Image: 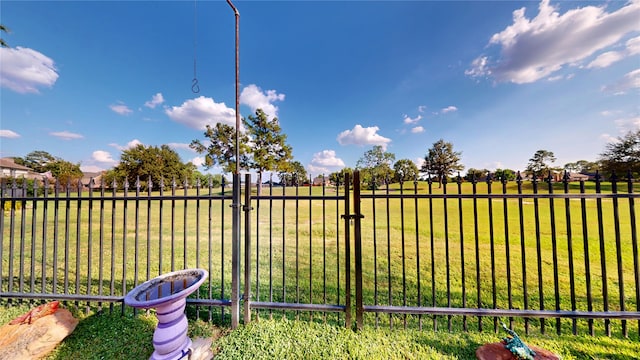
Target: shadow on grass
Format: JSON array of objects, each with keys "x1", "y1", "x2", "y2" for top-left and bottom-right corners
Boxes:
[
  {"x1": 46, "y1": 310, "x2": 157, "y2": 360},
  {"x1": 399, "y1": 329, "x2": 490, "y2": 359},
  {"x1": 44, "y1": 305, "x2": 225, "y2": 360}
]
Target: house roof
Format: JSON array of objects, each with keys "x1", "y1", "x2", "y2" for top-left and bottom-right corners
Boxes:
[
  {"x1": 81, "y1": 172, "x2": 104, "y2": 186},
  {"x1": 0, "y1": 157, "x2": 32, "y2": 172}
]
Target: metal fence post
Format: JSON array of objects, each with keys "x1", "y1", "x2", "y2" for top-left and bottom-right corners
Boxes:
[
  {"x1": 227, "y1": 0, "x2": 241, "y2": 330},
  {"x1": 231, "y1": 173, "x2": 241, "y2": 329},
  {"x1": 243, "y1": 173, "x2": 252, "y2": 324},
  {"x1": 353, "y1": 171, "x2": 364, "y2": 330},
  {"x1": 343, "y1": 173, "x2": 351, "y2": 328}
]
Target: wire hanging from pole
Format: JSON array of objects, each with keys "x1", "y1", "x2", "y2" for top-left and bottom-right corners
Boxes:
[{"x1": 191, "y1": 0, "x2": 200, "y2": 93}]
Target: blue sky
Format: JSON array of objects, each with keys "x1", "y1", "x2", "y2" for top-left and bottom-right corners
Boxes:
[{"x1": 1, "y1": 0, "x2": 639, "y2": 177}]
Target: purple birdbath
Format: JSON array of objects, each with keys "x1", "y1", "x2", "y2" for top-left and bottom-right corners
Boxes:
[{"x1": 125, "y1": 268, "x2": 208, "y2": 360}]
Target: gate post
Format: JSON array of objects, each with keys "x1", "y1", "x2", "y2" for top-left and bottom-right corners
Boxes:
[
  {"x1": 243, "y1": 174, "x2": 252, "y2": 324},
  {"x1": 231, "y1": 173, "x2": 241, "y2": 329},
  {"x1": 343, "y1": 173, "x2": 352, "y2": 328},
  {"x1": 353, "y1": 171, "x2": 363, "y2": 330}
]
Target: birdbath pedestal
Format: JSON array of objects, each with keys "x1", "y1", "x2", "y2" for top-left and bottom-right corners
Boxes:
[{"x1": 124, "y1": 269, "x2": 208, "y2": 360}]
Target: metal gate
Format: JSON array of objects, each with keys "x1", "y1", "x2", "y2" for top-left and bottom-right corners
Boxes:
[{"x1": 240, "y1": 173, "x2": 353, "y2": 328}]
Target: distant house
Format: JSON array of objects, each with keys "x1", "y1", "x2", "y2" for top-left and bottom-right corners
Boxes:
[
  {"x1": 81, "y1": 172, "x2": 104, "y2": 189},
  {"x1": 0, "y1": 157, "x2": 41, "y2": 180},
  {"x1": 312, "y1": 175, "x2": 332, "y2": 186},
  {"x1": 0, "y1": 158, "x2": 44, "y2": 197},
  {"x1": 567, "y1": 172, "x2": 590, "y2": 182}
]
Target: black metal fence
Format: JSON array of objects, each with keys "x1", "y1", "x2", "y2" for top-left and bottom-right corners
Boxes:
[
  {"x1": 350, "y1": 171, "x2": 639, "y2": 338},
  {"x1": 1, "y1": 171, "x2": 639, "y2": 338}
]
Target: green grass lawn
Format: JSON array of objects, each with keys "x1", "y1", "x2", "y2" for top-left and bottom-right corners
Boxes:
[
  {"x1": 1, "y1": 301, "x2": 639, "y2": 359},
  {"x1": 1, "y1": 180, "x2": 639, "y2": 357}
]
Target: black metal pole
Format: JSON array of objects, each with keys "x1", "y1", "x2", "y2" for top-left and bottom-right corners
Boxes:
[{"x1": 226, "y1": 0, "x2": 241, "y2": 329}]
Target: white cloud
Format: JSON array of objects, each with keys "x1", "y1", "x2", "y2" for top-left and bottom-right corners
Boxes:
[
  {"x1": 418, "y1": 105, "x2": 427, "y2": 113},
  {"x1": 109, "y1": 103, "x2": 133, "y2": 115},
  {"x1": 50, "y1": 130, "x2": 84, "y2": 140},
  {"x1": 336, "y1": 124, "x2": 392, "y2": 150},
  {"x1": 627, "y1": 36, "x2": 640, "y2": 55},
  {"x1": 0, "y1": 129, "x2": 20, "y2": 138},
  {"x1": 414, "y1": 157, "x2": 425, "y2": 170},
  {"x1": 144, "y1": 93, "x2": 165, "y2": 108},
  {"x1": 600, "y1": 133, "x2": 619, "y2": 143},
  {"x1": 614, "y1": 116, "x2": 640, "y2": 134},
  {"x1": 441, "y1": 106, "x2": 458, "y2": 114},
  {"x1": 190, "y1": 156, "x2": 206, "y2": 167},
  {"x1": 126, "y1": 139, "x2": 143, "y2": 149},
  {"x1": 411, "y1": 126, "x2": 425, "y2": 133},
  {"x1": 307, "y1": 150, "x2": 345, "y2": 177},
  {"x1": 485, "y1": 161, "x2": 504, "y2": 171},
  {"x1": 240, "y1": 84, "x2": 285, "y2": 119},
  {"x1": 590, "y1": 36, "x2": 640, "y2": 68},
  {"x1": 92, "y1": 150, "x2": 117, "y2": 164},
  {"x1": 602, "y1": 68, "x2": 640, "y2": 94},
  {"x1": 465, "y1": 56, "x2": 489, "y2": 79},
  {"x1": 547, "y1": 75, "x2": 564, "y2": 82},
  {"x1": 600, "y1": 110, "x2": 621, "y2": 117},
  {"x1": 587, "y1": 51, "x2": 625, "y2": 69},
  {"x1": 167, "y1": 142, "x2": 194, "y2": 151},
  {"x1": 467, "y1": 0, "x2": 640, "y2": 83},
  {"x1": 599, "y1": 115, "x2": 640, "y2": 142},
  {"x1": 0, "y1": 46, "x2": 59, "y2": 93},
  {"x1": 80, "y1": 165, "x2": 104, "y2": 173},
  {"x1": 310, "y1": 150, "x2": 345, "y2": 168},
  {"x1": 403, "y1": 114, "x2": 422, "y2": 124},
  {"x1": 307, "y1": 164, "x2": 332, "y2": 177},
  {"x1": 110, "y1": 139, "x2": 143, "y2": 151},
  {"x1": 165, "y1": 96, "x2": 235, "y2": 130}
]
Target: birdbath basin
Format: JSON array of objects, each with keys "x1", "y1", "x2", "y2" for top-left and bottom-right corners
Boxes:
[{"x1": 124, "y1": 268, "x2": 208, "y2": 360}]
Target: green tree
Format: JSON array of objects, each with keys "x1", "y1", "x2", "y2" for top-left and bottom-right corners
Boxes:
[
  {"x1": 191, "y1": 109, "x2": 293, "y2": 195},
  {"x1": 464, "y1": 168, "x2": 488, "y2": 181},
  {"x1": 278, "y1": 160, "x2": 307, "y2": 186},
  {"x1": 579, "y1": 160, "x2": 599, "y2": 174},
  {"x1": 328, "y1": 167, "x2": 353, "y2": 187},
  {"x1": 421, "y1": 139, "x2": 464, "y2": 188},
  {"x1": 356, "y1": 146, "x2": 395, "y2": 189},
  {"x1": 209, "y1": 174, "x2": 225, "y2": 188},
  {"x1": 563, "y1": 160, "x2": 599, "y2": 174},
  {"x1": 526, "y1": 149, "x2": 556, "y2": 178},
  {"x1": 190, "y1": 171, "x2": 224, "y2": 189},
  {"x1": 244, "y1": 109, "x2": 293, "y2": 195},
  {"x1": 393, "y1": 159, "x2": 418, "y2": 183},
  {"x1": 112, "y1": 144, "x2": 194, "y2": 190},
  {"x1": 599, "y1": 129, "x2": 640, "y2": 178},
  {"x1": 45, "y1": 159, "x2": 83, "y2": 188},
  {"x1": 494, "y1": 168, "x2": 516, "y2": 181},
  {"x1": 15, "y1": 150, "x2": 56, "y2": 173},
  {"x1": 190, "y1": 122, "x2": 250, "y2": 173}
]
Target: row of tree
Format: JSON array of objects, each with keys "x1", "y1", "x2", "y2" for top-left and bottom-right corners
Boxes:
[
  {"x1": 10, "y1": 112, "x2": 639, "y2": 190},
  {"x1": 329, "y1": 129, "x2": 639, "y2": 189}
]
